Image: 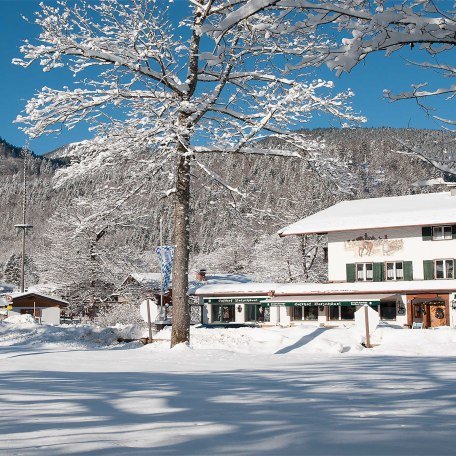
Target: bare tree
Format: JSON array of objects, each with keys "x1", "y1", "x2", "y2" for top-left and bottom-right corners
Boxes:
[{"x1": 15, "y1": 0, "x2": 363, "y2": 346}]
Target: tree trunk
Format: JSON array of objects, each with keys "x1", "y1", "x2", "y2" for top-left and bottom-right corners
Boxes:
[{"x1": 170, "y1": 149, "x2": 191, "y2": 347}]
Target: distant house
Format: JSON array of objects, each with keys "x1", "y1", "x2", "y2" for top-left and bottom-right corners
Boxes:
[
  {"x1": 5, "y1": 291, "x2": 69, "y2": 325},
  {"x1": 122, "y1": 272, "x2": 162, "y2": 290},
  {"x1": 196, "y1": 192, "x2": 456, "y2": 328}
]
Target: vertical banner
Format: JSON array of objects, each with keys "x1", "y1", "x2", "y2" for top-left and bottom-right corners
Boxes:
[{"x1": 155, "y1": 245, "x2": 174, "y2": 292}]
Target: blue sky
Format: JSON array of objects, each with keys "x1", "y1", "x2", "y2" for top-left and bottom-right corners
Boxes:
[{"x1": 0, "y1": 0, "x2": 453, "y2": 155}]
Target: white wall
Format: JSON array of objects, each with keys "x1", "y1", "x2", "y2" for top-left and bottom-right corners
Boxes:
[
  {"x1": 328, "y1": 226, "x2": 456, "y2": 282},
  {"x1": 7, "y1": 306, "x2": 61, "y2": 325},
  {"x1": 41, "y1": 307, "x2": 61, "y2": 325}
]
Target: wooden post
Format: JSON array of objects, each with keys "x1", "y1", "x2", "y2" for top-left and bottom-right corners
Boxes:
[
  {"x1": 364, "y1": 305, "x2": 371, "y2": 348},
  {"x1": 146, "y1": 299, "x2": 153, "y2": 344}
]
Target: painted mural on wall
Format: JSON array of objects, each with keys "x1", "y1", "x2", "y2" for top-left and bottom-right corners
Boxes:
[{"x1": 344, "y1": 233, "x2": 403, "y2": 257}]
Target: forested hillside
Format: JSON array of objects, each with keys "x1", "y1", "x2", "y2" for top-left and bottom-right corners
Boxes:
[{"x1": 0, "y1": 128, "x2": 452, "y2": 294}]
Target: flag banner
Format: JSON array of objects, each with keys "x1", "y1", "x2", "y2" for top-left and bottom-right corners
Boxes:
[{"x1": 155, "y1": 245, "x2": 174, "y2": 292}]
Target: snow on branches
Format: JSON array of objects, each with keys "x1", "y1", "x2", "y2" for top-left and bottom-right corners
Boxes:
[{"x1": 211, "y1": 0, "x2": 456, "y2": 126}]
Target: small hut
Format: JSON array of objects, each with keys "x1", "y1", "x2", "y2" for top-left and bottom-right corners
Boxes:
[{"x1": 6, "y1": 292, "x2": 69, "y2": 325}]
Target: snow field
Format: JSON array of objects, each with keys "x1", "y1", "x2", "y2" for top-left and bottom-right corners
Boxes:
[{"x1": 2, "y1": 320, "x2": 456, "y2": 454}]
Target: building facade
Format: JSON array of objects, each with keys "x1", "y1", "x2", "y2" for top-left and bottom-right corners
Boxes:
[{"x1": 196, "y1": 192, "x2": 456, "y2": 328}]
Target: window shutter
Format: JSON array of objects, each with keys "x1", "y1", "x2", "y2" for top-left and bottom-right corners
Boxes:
[
  {"x1": 452, "y1": 225, "x2": 456, "y2": 240},
  {"x1": 373, "y1": 263, "x2": 384, "y2": 282},
  {"x1": 346, "y1": 264, "x2": 356, "y2": 282},
  {"x1": 423, "y1": 260, "x2": 434, "y2": 280},
  {"x1": 403, "y1": 261, "x2": 413, "y2": 281},
  {"x1": 422, "y1": 226, "x2": 432, "y2": 241}
]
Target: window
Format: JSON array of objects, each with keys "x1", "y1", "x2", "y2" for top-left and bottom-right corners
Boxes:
[
  {"x1": 291, "y1": 306, "x2": 318, "y2": 321},
  {"x1": 356, "y1": 263, "x2": 373, "y2": 281},
  {"x1": 212, "y1": 305, "x2": 235, "y2": 323},
  {"x1": 379, "y1": 302, "x2": 396, "y2": 320},
  {"x1": 245, "y1": 305, "x2": 269, "y2": 322},
  {"x1": 385, "y1": 262, "x2": 404, "y2": 281},
  {"x1": 432, "y1": 226, "x2": 452, "y2": 241},
  {"x1": 435, "y1": 259, "x2": 454, "y2": 279},
  {"x1": 328, "y1": 306, "x2": 355, "y2": 320}
]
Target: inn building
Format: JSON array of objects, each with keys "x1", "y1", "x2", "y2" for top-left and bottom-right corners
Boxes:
[{"x1": 195, "y1": 192, "x2": 456, "y2": 328}]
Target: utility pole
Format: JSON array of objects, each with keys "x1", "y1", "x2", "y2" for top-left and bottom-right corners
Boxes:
[
  {"x1": 14, "y1": 147, "x2": 33, "y2": 293},
  {"x1": 159, "y1": 217, "x2": 164, "y2": 316}
]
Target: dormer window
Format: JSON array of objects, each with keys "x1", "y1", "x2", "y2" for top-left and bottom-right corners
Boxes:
[{"x1": 432, "y1": 226, "x2": 452, "y2": 241}]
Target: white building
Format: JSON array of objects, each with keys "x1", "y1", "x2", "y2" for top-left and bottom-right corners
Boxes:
[{"x1": 195, "y1": 192, "x2": 456, "y2": 328}]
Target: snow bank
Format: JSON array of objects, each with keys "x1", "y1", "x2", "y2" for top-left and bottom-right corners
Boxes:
[
  {"x1": 0, "y1": 318, "x2": 146, "y2": 350},
  {"x1": 150, "y1": 324, "x2": 456, "y2": 357},
  {"x1": 2, "y1": 317, "x2": 456, "y2": 357}
]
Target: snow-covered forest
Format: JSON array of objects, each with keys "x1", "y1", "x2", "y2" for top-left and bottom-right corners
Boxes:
[{"x1": 1, "y1": 128, "x2": 453, "y2": 301}]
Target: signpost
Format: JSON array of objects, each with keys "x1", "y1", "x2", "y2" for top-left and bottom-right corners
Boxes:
[
  {"x1": 354, "y1": 304, "x2": 380, "y2": 348},
  {"x1": 140, "y1": 300, "x2": 158, "y2": 343}
]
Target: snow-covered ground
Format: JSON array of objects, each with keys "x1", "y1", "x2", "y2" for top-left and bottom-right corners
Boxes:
[{"x1": 1, "y1": 317, "x2": 456, "y2": 455}]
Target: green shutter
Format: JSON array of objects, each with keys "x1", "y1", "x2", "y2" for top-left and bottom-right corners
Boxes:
[
  {"x1": 403, "y1": 261, "x2": 413, "y2": 281},
  {"x1": 452, "y1": 225, "x2": 456, "y2": 240},
  {"x1": 373, "y1": 263, "x2": 384, "y2": 282},
  {"x1": 423, "y1": 260, "x2": 434, "y2": 280},
  {"x1": 422, "y1": 226, "x2": 432, "y2": 241},
  {"x1": 346, "y1": 263, "x2": 356, "y2": 282}
]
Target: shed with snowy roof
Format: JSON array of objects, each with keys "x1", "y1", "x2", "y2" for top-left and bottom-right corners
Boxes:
[{"x1": 4, "y1": 292, "x2": 69, "y2": 325}]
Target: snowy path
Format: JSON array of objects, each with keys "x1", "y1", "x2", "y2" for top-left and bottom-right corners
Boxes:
[{"x1": 1, "y1": 343, "x2": 456, "y2": 455}]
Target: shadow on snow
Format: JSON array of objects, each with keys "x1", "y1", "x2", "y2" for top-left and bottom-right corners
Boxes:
[{"x1": 0, "y1": 355, "x2": 456, "y2": 455}]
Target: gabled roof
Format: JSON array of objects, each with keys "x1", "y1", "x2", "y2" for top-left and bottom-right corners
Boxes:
[
  {"x1": 10, "y1": 292, "x2": 69, "y2": 306},
  {"x1": 279, "y1": 192, "x2": 456, "y2": 236}
]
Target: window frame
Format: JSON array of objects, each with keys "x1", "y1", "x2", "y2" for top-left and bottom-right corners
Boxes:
[
  {"x1": 385, "y1": 261, "x2": 404, "y2": 281},
  {"x1": 432, "y1": 225, "x2": 452, "y2": 241},
  {"x1": 355, "y1": 263, "x2": 373, "y2": 282},
  {"x1": 434, "y1": 259, "x2": 454, "y2": 279}
]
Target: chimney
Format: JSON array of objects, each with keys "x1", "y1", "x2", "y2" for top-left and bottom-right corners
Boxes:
[{"x1": 196, "y1": 268, "x2": 207, "y2": 282}]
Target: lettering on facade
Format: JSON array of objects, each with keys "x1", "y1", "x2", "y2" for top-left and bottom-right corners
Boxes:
[{"x1": 344, "y1": 233, "x2": 403, "y2": 257}]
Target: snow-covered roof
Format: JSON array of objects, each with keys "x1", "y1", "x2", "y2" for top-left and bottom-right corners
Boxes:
[
  {"x1": 128, "y1": 273, "x2": 163, "y2": 285},
  {"x1": 193, "y1": 281, "x2": 279, "y2": 296},
  {"x1": 10, "y1": 291, "x2": 69, "y2": 305},
  {"x1": 194, "y1": 279, "x2": 456, "y2": 297},
  {"x1": 279, "y1": 192, "x2": 456, "y2": 236}
]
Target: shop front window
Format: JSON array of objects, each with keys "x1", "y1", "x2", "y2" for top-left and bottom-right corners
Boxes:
[
  {"x1": 329, "y1": 305, "x2": 356, "y2": 320},
  {"x1": 245, "y1": 305, "x2": 270, "y2": 322},
  {"x1": 340, "y1": 306, "x2": 355, "y2": 320},
  {"x1": 380, "y1": 302, "x2": 396, "y2": 320},
  {"x1": 292, "y1": 306, "x2": 318, "y2": 321},
  {"x1": 212, "y1": 305, "x2": 235, "y2": 323}
]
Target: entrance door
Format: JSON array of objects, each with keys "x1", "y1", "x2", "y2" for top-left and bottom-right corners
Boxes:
[
  {"x1": 428, "y1": 304, "x2": 446, "y2": 327},
  {"x1": 412, "y1": 304, "x2": 424, "y2": 326}
]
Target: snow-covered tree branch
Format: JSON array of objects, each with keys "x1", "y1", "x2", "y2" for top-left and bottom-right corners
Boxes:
[{"x1": 210, "y1": 0, "x2": 456, "y2": 125}]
